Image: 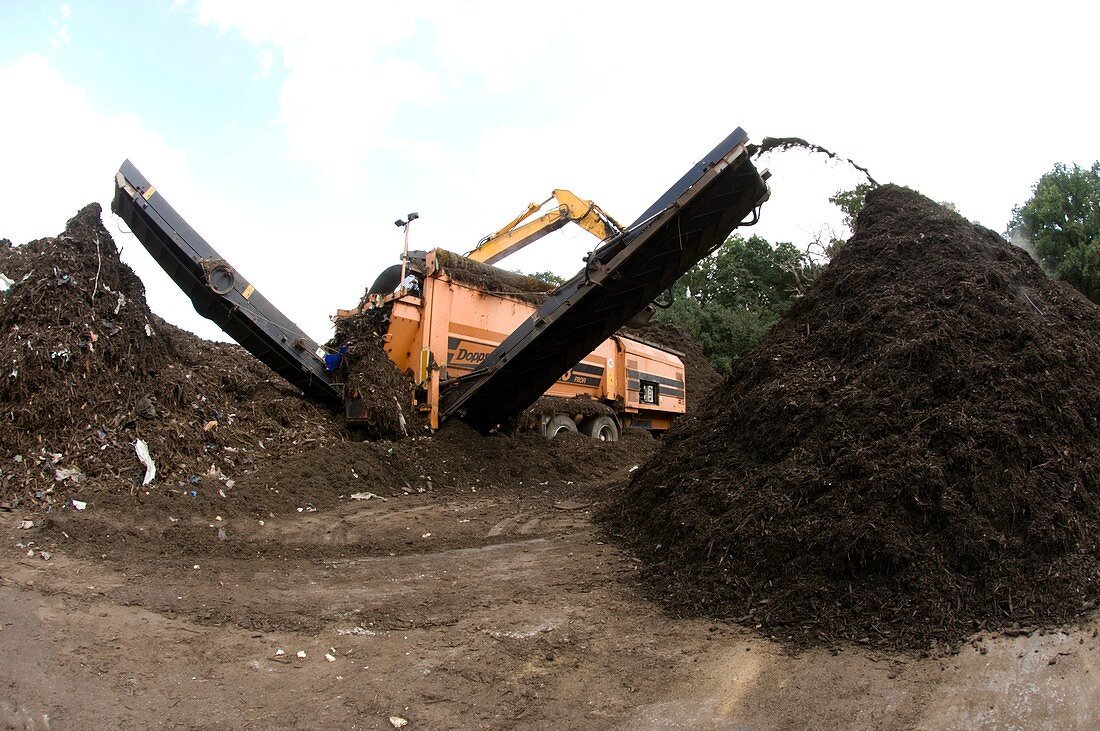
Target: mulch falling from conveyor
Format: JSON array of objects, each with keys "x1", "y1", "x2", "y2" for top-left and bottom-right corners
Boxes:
[
  {"x1": 603, "y1": 185, "x2": 1100, "y2": 651},
  {"x1": 329, "y1": 303, "x2": 420, "y2": 440}
]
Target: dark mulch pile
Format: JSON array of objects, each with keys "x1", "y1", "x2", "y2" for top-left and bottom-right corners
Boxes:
[
  {"x1": 604, "y1": 185, "x2": 1100, "y2": 651},
  {"x1": 330, "y1": 304, "x2": 420, "y2": 440},
  {"x1": 0, "y1": 205, "x2": 343, "y2": 508},
  {"x1": 219, "y1": 418, "x2": 656, "y2": 517},
  {"x1": 621, "y1": 322, "x2": 722, "y2": 410}
]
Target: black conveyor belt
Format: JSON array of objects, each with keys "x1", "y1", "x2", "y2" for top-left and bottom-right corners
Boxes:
[
  {"x1": 439, "y1": 127, "x2": 769, "y2": 432},
  {"x1": 112, "y1": 161, "x2": 342, "y2": 406}
]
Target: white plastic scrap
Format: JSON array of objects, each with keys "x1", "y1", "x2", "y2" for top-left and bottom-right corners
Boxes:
[
  {"x1": 18, "y1": 520, "x2": 33, "y2": 529},
  {"x1": 134, "y1": 439, "x2": 156, "y2": 485},
  {"x1": 55, "y1": 467, "x2": 84, "y2": 483},
  {"x1": 144, "y1": 323, "x2": 155, "y2": 337},
  {"x1": 350, "y1": 491, "x2": 386, "y2": 501},
  {"x1": 114, "y1": 291, "x2": 126, "y2": 315},
  {"x1": 71, "y1": 499, "x2": 87, "y2": 511},
  {"x1": 0, "y1": 272, "x2": 13, "y2": 293},
  {"x1": 394, "y1": 397, "x2": 407, "y2": 436},
  {"x1": 389, "y1": 716, "x2": 408, "y2": 729}
]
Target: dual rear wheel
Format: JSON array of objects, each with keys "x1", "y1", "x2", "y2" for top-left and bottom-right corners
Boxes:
[{"x1": 542, "y1": 414, "x2": 620, "y2": 442}]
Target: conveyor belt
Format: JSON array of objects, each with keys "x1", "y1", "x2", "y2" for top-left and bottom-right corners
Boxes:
[
  {"x1": 440, "y1": 128, "x2": 769, "y2": 432},
  {"x1": 112, "y1": 161, "x2": 342, "y2": 407}
]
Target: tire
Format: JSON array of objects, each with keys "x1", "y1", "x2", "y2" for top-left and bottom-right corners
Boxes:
[
  {"x1": 579, "y1": 415, "x2": 620, "y2": 442},
  {"x1": 542, "y1": 414, "x2": 578, "y2": 439}
]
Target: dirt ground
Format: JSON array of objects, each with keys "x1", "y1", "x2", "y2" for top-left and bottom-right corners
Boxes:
[{"x1": 2, "y1": 462, "x2": 1097, "y2": 730}]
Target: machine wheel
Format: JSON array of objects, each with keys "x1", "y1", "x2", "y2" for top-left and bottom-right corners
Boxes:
[
  {"x1": 579, "y1": 415, "x2": 620, "y2": 442},
  {"x1": 542, "y1": 414, "x2": 579, "y2": 439}
]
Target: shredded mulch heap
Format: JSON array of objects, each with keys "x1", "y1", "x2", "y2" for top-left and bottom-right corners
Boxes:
[
  {"x1": 605, "y1": 185, "x2": 1100, "y2": 651},
  {"x1": 0, "y1": 205, "x2": 343, "y2": 508},
  {"x1": 218, "y1": 419, "x2": 655, "y2": 517},
  {"x1": 330, "y1": 304, "x2": 419, "y2": 440}
]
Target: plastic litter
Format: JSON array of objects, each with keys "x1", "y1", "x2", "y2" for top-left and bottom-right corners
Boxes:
[
  {"x1": 71, "y1": 499, "x2": 87, "y2": 511},
  {"x1": 18, "y1": 520, "x2": 33, "y2": 529},
  {"x1": 134, "y1": 439, "x2": 156, "y2": 485},
  {"x1": 54, "y1": 467, "x2": 84, "y2": 483},
  {"x1": 389, "y1": 716, "x2": 408, "y2": 728}
]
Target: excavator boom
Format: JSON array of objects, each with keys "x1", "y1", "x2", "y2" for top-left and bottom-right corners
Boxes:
[{"x1": 465, "y1": 189, "x2": 625, "y2": 266}]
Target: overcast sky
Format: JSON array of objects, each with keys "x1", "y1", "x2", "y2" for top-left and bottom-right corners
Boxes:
[{"x1": 1, "y1": 1, "x2": 1096, "y2": 343}]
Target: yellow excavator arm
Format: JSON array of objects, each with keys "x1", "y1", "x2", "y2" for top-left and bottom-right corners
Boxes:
[{"x1": 465, "y1": 189, "x2": 625, "y2": 265}]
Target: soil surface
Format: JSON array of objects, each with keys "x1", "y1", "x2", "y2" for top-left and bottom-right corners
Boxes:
[
  {"x1": 4, "y1": 478, "x2": 1098, "y2": 730},
  {"x1": 607, "y1": 185, "x2": 1100, "y2": 651}
]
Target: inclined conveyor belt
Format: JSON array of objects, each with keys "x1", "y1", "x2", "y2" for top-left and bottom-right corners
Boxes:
[
  {"x1": 439, "y1": 127, "x2": 770, "y2": 432},
  {"x1": 112, "y1": 161, "x2": 342, "y2": 406}
]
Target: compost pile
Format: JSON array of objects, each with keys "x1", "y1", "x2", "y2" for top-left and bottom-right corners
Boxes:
[
  {"x1": 0, "y1": 205, "x2": 342, "y2": 507},
  {"x1": 216, "y1": 419, "x2": 655, "y2": 517},
  {"x1": 330, "y1": 305, "x2": 419, "y2": 440},
  {"x1": 608, "y1": 185, "x2": 1100, "y2": 650}
]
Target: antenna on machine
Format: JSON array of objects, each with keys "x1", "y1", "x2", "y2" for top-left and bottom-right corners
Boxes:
[{"x1": 395, "y1": 212, "x2": 419, "y2": 281}]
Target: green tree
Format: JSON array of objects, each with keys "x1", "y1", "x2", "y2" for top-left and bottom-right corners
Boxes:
[
  {"x1": 830, "y1": 183, "x2": 874, "y2": 232},
  {"x1": 526, "y1": 270, "x2": 566, "y2": 287},
  {"x1": 826, "y1": 183, "x2": 874, "y2": 257},
  {"x1": 656, "y1": 234, "x2": 815, "y2": 371},
  {"x1": 1010, "y1": 161, "x2": 1100, "y2": 303}
]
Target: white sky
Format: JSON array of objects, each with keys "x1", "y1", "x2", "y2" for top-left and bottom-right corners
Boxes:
[{"x1": 1, "y1": 1, "x2": 1096, "y2": 343}]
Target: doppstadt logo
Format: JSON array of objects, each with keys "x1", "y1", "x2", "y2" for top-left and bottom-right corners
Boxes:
[{"x1": 448, "y1": 340, "x2": 492, "y2": 367}]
